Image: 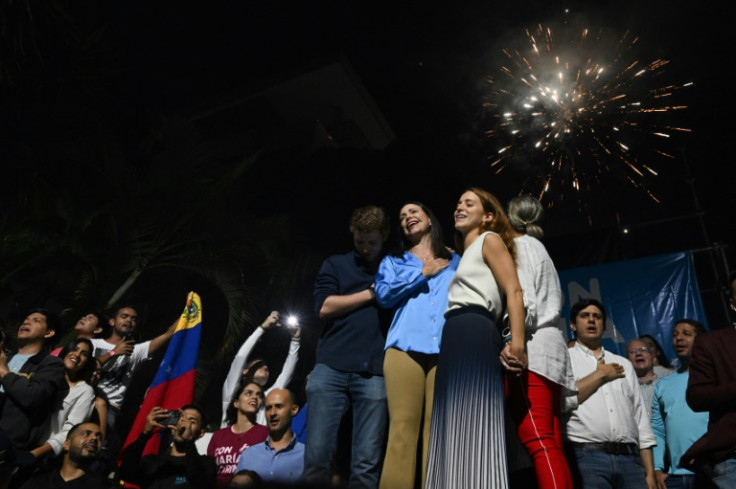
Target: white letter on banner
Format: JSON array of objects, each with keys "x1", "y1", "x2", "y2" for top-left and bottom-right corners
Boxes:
[{"x1": 567, "y1": 278, "x2": 601, "y2": 304}]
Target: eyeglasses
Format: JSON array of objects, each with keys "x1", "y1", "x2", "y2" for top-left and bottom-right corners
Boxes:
[{"x1": 627, "y1": 347, "x2": 650, "y2": 355}]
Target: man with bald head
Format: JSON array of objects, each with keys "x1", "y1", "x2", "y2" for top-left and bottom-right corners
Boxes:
[{"x1": 235, "y1": 388, "x2": 304, "y2": 485}]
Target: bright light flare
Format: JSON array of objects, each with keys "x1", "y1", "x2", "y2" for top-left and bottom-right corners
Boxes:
[{"x1": 482, "y1": 20, "x2": 692, "y2": 212}]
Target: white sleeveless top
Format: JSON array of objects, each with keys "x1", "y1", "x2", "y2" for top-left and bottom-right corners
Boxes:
[{"x1": 446, "y1": 231, "x2": 504, "y2": 321}]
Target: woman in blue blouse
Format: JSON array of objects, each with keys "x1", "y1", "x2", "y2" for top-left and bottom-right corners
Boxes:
[{"x1": 374, "y1": 201, "x2": 460, "y2": 489}]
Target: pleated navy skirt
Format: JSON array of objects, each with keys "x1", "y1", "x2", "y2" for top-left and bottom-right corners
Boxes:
[{"x1": 425, "y1": 306, "x2": 509, "y2": 489}]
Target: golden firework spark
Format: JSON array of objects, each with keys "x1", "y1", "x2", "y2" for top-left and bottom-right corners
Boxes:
[{"x1": 483, "y1": 21, "x2": 692, "y2": 210}]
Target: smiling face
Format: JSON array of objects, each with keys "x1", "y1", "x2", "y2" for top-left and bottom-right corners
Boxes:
[
  {"x1": 570, "y1": 305, "x2": 605, "y2": 348},
  {"x1": 234, "y1": 382, "x2": 265, "y2": 416},
  {"x1": 454, "y1": 191, "x2": 493, "y2": 235},
  {"x1": 399, "y1": 203, "x2": 431, "y2": 242},
  {"x1": 64, "y1": 341, "x2": 92, "y2": 376}
]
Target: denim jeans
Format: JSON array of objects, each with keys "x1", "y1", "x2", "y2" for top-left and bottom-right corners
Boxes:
[
  {"x1": 303, "y1": 363, "x2": 388, "y2": 489},
  {"x1": 665, "y1": 473, "x2": 717, "y2": 489},
  {"x1": 568, "y1": 446, "x2": 648, "y2": 488},
  {"x1": 711, "y1": 457, "x2": 736, "y2": 489}
]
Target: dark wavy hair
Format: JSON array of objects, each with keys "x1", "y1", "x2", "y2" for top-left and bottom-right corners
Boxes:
[
  {"x1": 639, "y1": 334, "x2": 671, "y2": 367},
  {"x1": 59, "y1": 338, "x2": 95, "y2": 382},
  {"x1": 570, "y1": 298, "x2": 608, "y2": 328},
  {"x1": 391, "y1": 201, "x2": 451, "y2": 260},
  {"x1": 225, "y1": 380, "x2": 264, "y2": 426}
]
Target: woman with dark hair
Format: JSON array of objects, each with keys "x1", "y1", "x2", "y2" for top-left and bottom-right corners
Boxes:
[
  {"x1": 374, "y1": 201, "x2": 460, "y2": 489},
  {"x1": 426, "y1": 188, "x2": 526, "y2": 489},
  {"x1": 639, "y1": 334, "x2": 675, "y2": 376},
  {"x1": 208, "y1": 381, "x2": 269, "y2": 488},
  {"x1": 220, "y1": 311, "x2": 301, "y2": 428},
  {"x1": 504, "y1": 194, "x2": 576, "y2": 489},
  {"x1": 30, "y1": 338, "x2": 96, "y2": 460}
]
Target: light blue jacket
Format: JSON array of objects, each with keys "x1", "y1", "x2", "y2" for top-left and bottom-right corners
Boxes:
[{"x1": 375, "y1": 251, "x2": 460, "y2": 354}]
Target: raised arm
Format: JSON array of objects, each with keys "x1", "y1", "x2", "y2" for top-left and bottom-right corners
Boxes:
[
  {"x1": 148, "y1": 318, "x2": 179, "y2": 356},
  {"x1": 269, "y1": 326, "x2": 301, "y2": 392},
  {"x1": 221, "y1": 312, "x2": 280, "y2": 427}
]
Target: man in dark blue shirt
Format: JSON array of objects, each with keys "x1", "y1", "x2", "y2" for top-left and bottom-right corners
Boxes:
[{"x1": 303, "y1": 205, "x2": 391, "y2": 489}]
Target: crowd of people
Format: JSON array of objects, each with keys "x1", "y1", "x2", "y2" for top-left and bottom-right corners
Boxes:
[{"x1": 0, "y1": 188, "x2": 734, "y2": 489}]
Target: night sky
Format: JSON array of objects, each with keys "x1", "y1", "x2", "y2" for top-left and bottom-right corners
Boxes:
[
  {"x1": 106, "y1": 0, "x2": 734, "y2": 252},
  {"x1": 2, "y1": 0, "x2": 734, "y2": 414}
]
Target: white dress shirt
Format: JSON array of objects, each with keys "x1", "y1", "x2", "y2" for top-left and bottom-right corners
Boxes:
[{"x1": 563, "y1": 342, "x2": 656, "y2": 450}]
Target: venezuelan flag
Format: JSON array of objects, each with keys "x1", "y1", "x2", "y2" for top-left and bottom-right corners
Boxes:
[{"x1": 122, "y1": 291, "x2": 203, "y2": 456}]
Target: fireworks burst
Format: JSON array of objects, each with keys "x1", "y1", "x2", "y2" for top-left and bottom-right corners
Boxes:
[{"x1": 483, "y1": 21, "x2": 692, "y2": 212}]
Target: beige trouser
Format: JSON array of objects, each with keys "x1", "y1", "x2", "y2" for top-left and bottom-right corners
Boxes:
[{"x1": 379, "y1": 348, "x2": 437, "y2": 489}]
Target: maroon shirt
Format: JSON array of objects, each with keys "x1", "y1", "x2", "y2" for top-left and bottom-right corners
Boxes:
[
  {"x1": 682, "y1": 327, "x2": 736, "y2": 469},
  {"x1": 207, "y1": 424, "x2": 269, "y2": 488}
]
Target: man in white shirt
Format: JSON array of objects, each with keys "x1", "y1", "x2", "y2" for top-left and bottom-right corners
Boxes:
[
  {"x1": 91, "y1": 305, "x2": 177, "y2": 424},
  {"x1": 90, "y1": 304, "x2": 178, "y2": 479},
  {"x1": 563, "y1": 298, "x2": 657, "y2": 489}
]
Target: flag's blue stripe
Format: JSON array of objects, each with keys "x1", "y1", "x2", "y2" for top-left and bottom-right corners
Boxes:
[{"x1": 150, "y1": 322, "x2": 201, "y2": 388}]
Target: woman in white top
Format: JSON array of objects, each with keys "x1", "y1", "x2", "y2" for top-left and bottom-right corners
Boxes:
[
  {"x1": 504, "y1": 194, "x2": 576, "y2": 489},
  {"x1": 31, "y1": 338, "x2": 96, "y2": 460},
  {"x1": 426, "y1": 187, "x2": 526, "y2": 489}
]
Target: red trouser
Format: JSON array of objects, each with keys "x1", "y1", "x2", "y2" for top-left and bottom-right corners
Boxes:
[{"x1": 507, "y1": 370, "x2": 573, "y2": 489}]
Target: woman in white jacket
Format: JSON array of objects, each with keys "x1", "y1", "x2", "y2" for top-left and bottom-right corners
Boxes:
[
  {"x1": 503, "y1": 194, "x2": 577, "y2": 489},
  {"x1": 31, "y1": 338, "x2": 96, "y2": 460}
]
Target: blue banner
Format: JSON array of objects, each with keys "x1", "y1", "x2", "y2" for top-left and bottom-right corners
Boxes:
[{"x1": 558, "y1": 251, "x2": 708, "y2": 362}]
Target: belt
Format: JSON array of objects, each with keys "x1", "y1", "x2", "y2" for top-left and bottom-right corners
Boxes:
[{"x1": 567, "y1": 442, "x2": 639, "y2": 456}]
